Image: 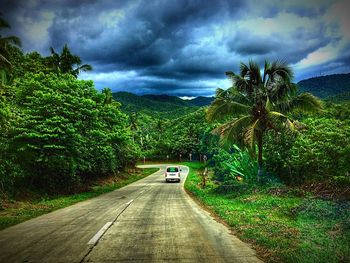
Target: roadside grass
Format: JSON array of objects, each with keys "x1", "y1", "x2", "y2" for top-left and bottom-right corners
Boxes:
[
  {"x1": 0, "y1": 167, "x2": 158, "y2": 230},
  {"x1": 183, "y1": 162, "x2": 350, "y2": 263}
]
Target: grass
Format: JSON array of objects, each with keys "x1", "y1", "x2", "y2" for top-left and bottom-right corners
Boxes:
[
  {"x1": 0, "y1": 167, "x2": 158, "y2": 230},
  {"x1": 183, "y1": 161, "x2": 350, "y2": 263}
]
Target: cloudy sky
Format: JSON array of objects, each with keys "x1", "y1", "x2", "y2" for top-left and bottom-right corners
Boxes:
[{"x1": 1, "y1": 0, "x2": 350, "y2": 96}]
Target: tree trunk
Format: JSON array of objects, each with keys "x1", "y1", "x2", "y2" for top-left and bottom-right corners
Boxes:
[{"x1": 257, "y1": 133, "x2": 263, "y2": 177}]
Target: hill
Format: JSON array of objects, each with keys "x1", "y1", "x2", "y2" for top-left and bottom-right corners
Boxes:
[
  {"x1": 112, "y1": 92, "x2": 213, "y2": 118},
  {"x1": 297, "y1": 73, "x2": 350, "y2": 98},
  {"x1": 187, "y1": 96, "x2": 214, "y2": 106}
]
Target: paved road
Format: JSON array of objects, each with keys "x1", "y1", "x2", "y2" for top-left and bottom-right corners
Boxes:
[{"x1": 0, "y1": 164, "x2": 263, "y2": 263}]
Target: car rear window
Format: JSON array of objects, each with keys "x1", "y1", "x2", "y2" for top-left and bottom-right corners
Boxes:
[{"x1": 167, "y1": 167, "x2": 179, "y2": 172}]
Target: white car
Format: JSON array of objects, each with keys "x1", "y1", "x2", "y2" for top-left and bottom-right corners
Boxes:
[{"x1": 165, "y1": 166, "x2": 181, "y2": 183}]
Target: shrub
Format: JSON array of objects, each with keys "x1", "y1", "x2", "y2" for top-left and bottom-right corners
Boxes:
[
  {"x1": 211, "y1": 145, "x2": 258, "y2": 184},
  {"x1": 265, "y1": 117, "x2": 350, "y2": 184}
]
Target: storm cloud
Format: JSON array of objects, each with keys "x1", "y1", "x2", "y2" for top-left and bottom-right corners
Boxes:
[{"x1": 1, "y1": 0, "x2": 350, "y2": 96}]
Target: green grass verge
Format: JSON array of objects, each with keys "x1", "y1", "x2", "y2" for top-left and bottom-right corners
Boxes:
[
  {"x1": 183, "y1": 162, "x2": 350, "y2": 263},
  {"x1": 0, "y1": 167, "x2": 158, "y2": 230}
]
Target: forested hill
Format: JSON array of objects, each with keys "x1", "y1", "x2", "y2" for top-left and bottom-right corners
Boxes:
[
  {"x1": 112, "y1": 92, "x2": 214, "y2": 118},
  {"x1": 297, "y1": 73, "x2": 350, "y2": 99}
]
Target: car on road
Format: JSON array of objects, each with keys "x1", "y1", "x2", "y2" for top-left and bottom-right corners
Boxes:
[{"x1": 165, "y1": 166, "x2": 181, "y2": 183}]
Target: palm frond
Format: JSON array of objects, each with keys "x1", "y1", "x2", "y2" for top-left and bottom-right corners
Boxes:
[
  {"x1": 244, "y1": 118, "x2": 260, "y2": 148},
  {"x1": 263, "y1": 60, "x2": 271, "y2": 85},
  {"x1": 265, "y1": 96, "x2": 272, "y2": 111},
  {"x1": 1, "y1": 36, "x2": 21, "y2": 47},
  {"x1": 289, "y1": 92, "x2": 323, "y2": 113},
  {"x1": 248, "y1": 59, "x2": 262, "y2": 84},
  {"x1": 266, "y1": 60, "x2": 294, "y2": 84},
  {"x1": 50, "y1": 47, "x2": 57, "y2": 55},
  {"x1": 0, "y1": 54, "x2": 11, "y2": 67},
  {"x1": 233, "y1": 74, "x2": 250, "y2": 94},
  {"x1": 268, "y1": 81, "x2": 294, "y2": 103},
  {"x1": 225, "y1": 71, "x2": 235, "y2": 81},
  {"x1": 206, "y1": 97, "x2": 250, "y2": 122},
  {"x1": 267, "y1": 111, "x2": 297, "y2": 133},
  {"x1": 226, "y1": 71, "x2": 252, "y2": 95},
  {"x1": 213, "y1": 115, "x2": 251, "y2": 146},
  {"x1": 285, "y1": 118, "x2": 296, "y2": 132},
  {"x1": 239, "y1": 62, "x2": 249, "y2": 77},
  {"x1": 268, "y1": 111, "x2": 287, "y2": 118},
  {"x1": 215, "y1": 87, "x2": 225, "y2": 97},
  {"x1": 77, "y1": 64, "x2": 93, "y2": 72}
]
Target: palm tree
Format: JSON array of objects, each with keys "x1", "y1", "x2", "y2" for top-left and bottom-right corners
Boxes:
[
  {"x1": 129, "y1": 112, "x2": 139, "y2": 143},
  {"x1": 102, "y1": 87, "x2": 113, "y2": 105},
  {"x1": 49, "y1": 44, "x2": 92, "y2": 77},
  {"x1": 155, "y1": 118, "x2": 165, "y2": 141},
  {"x1": 129, "y1": 112, "x2": 139, "y2": 131},
  {"x1": 0, "y1": 14, "x2": 21, "y2": 84},
  {"x1": 206, "y1": 59, "x2": 322, "y2": 176}
]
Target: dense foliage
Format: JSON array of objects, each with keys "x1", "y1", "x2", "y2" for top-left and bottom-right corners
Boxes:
[
  {"x1": 127, "y1": 108, "x2": 208, "y2": 160},
  {"x1": 1, "y1": 73, "x2": 138, "y2": 194},
  {"x1": 0, "y1": 20, "x2": 138, "y2": 194},
  {"x1": 264, "y1": 102, "x2": 350, "y2": 185},
  {"x1": 0, "y1": 16, "x2": 349, "y2": 197}
]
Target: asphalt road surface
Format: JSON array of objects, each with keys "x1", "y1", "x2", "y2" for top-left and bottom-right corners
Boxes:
[{"x1": 0, "y1": 164, "x2": 263, "y2": 263}]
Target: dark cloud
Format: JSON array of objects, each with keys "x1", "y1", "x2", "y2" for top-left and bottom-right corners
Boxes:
[{"x1": 1, "y1": 0, "x2": 349, "y2": 95}]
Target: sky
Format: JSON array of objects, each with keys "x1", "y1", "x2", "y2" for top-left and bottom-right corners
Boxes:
[{"x1": 1, "y1": 0, "x2": 350, "y2": 97}]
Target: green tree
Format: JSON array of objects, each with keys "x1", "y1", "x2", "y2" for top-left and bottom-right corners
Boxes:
[
  {"x1": 0, "y1": 14, "x2": 21, "y2": 84},
  {"x1": 207, "y1": 60, "x2": 322, "y2": 176},
  {"x1": 11, "y1": 72, "x2": 135, "y2": 192},
  {"x1": 49, "y1": 44, "x2": 92, "y2": 77},
  {"x1": 155, "y1": 118, "x2": 165, "y2": 141},
  {"x1": 102, "y1": 87, "x2": 113, "y2": 105}
]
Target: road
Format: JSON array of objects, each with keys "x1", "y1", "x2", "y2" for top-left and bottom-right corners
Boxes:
[{"x1": 0, "y1": 164, "x2": 263, "y2": 263}]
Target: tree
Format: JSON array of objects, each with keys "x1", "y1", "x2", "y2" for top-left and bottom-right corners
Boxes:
[
  {"x1": 155, "y1": 118, "x2": 164, "y2": 140},
  {"x1": 127, "y1": 112, "x2": 137, "y2": 143},
  {"x1": 0, "y1": 14, "x2": 21, "y2": 84},
  {"x1": 49, "y1": 44, "x2": 92, "y2": 77},
  {"x1": 206, "y1": 60, "x2": 323, "y2": 176},
  {"x1": 102, "y1": 87, "x2": 113, "y2": 105},
  {"x1": 11, "y1": 72, "x2": 135, "y2": 192}
]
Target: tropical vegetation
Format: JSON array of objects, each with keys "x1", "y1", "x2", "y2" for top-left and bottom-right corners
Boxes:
[
  {"x1": 206, "y1": 60, "x2": 322, "y2": 177},
  {"x1": 0, "y1": 16, "x2": 349, "y2": 262},
  {"x1": 184, "y1": 162, "x2": 350, "y2": 263}
]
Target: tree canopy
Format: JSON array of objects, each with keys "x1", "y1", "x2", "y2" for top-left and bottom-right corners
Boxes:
[{"x1": 207, "y1": 60, "x2": 323, "y2": 175}]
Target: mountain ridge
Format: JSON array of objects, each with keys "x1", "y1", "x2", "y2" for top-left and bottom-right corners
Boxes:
[
  {"x1": 112, "y1": 91, "x2": 214, "y2": 118},
  {"x1": 297, "y1": 73, "x2": 350, "y2": 98},
  {"x1": 112, "y1": 72, "x2": 350, "y2": 117}
]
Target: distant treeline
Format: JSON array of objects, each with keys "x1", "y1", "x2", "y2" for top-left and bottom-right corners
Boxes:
[{"x1": 298, "y1": 73, "x2": 350, "y2": 99}]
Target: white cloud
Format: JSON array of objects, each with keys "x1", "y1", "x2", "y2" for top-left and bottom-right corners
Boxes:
[
  {"x1": 294, "y1": 44, "x2": 339, "y2": 69},
  {"x1": 99, "y1": 9, "x2": 125, "y2": 28},
  {"x1": 179, "y1": 96, "x2": 196, "y2": 100},
  {"x1": 79, "y1": 70, "x2": 137, "y2": 86}
]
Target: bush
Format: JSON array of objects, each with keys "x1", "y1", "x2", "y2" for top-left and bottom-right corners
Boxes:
[
  {"x1": 211, "y1": 145, "x2": 258, "y2": 184},
  {"x1": 289, "y1": 118, "x2": 350, "y2": 182},
  {"x1": 265, "y1": 117, "x2": 350, "y2": 184}
]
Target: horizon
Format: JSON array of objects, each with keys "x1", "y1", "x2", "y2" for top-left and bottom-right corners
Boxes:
[
  {"x1": 2, "y1": 0, "x2": 350, "y2": 96},
  {"x1": 113, "y1": 71, "x2": 350, "y2": 97}
]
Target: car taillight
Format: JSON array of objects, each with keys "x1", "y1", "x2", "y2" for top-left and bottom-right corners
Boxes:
[{"x1": 165, "y1": 173, "x2": 167, "y2": 177}]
